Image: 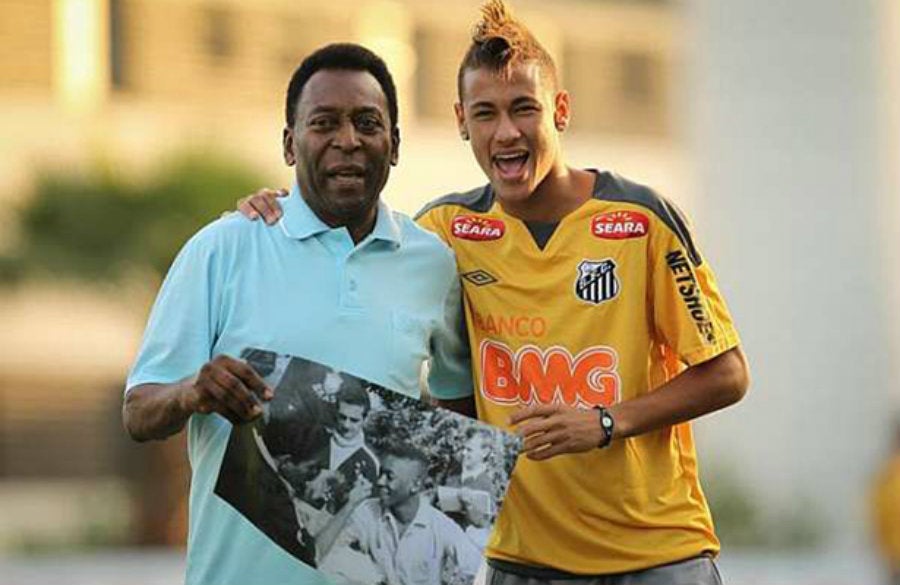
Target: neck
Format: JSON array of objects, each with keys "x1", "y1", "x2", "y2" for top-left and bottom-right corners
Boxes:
[
  {"x1": 331, "y1": 431, "x2": 363, "y2": 449},
  {"x1": 325, "y1": 209, "x2": 377, "y2": 245},
  {"x1": 499, "y1": 165, "x2": 595, "y2": 223},
  {"x1": 297, "y1": 185, "x2": 379, "y2": 244},
  {"x1": 390, "y1": 494, "x2": 420, "y2": 526},
  {"x1": 345, "y1": 212, "x2": 377, "y2": 244}
]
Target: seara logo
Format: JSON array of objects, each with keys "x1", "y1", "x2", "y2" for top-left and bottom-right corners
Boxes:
[
  {"x1": 479, "y1": 340, "x2": 620, "y2": 408},
  {"x1": 591, "y1": 210, "x2": 649, "y2": 240},
  {"x1": 451, "y1": 215, "x2": 505, "y2": 241}
]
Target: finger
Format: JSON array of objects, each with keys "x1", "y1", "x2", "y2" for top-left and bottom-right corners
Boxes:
[
  {"x1": 522, "y1": 428, "x2": 568, "y2": 454},
  {"x1": 509, "y1": 403, "x2": 559, "y2": 425},
  {"x1": 237, "y1": 196, "x2": 261, "y2": 220},
  {"x1": 527, "y1": 440, "x2": 569, "y2": 461},
  {"x1": 229, "y1": 359, "x2": 274, "y2": 401},
  {"x1": 208, "y1": 368, "x2": 262, "y2": 421},
  {"x1": 197, "y1": 388, "x2": 242, "y2": 424},
  {"x1": 516, "y1": 416, "x2": 558, "y2": 439},
  {"x1": 256, "y1": 189, "x2": 285, "y2": 225}
]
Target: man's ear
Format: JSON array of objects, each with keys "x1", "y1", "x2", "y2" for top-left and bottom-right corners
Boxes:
[
  {"x1": 390, "y1": 126, "x2": 400, "y2": 166},
  {"x1": 454, "y1": 103, "x2": 469, "y2": 141},
  {"x1": 283, "y1": 126, "x2": 296, "y2": 166},
  {"x1": 553, "y1": 90, "x2": 571, "y2": 132}
]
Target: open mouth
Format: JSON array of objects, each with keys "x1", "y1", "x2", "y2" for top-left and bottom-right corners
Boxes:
[
  {"x1": 326, "y1": 164, "x2": 366, "y2": 186},
  {"x1": 492, "y1": 151, "x2": 529, "y2": 181}
]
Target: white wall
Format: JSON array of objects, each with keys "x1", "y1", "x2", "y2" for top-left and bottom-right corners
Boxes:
[{"x1": 686, "y1": 0, "x2": 892, "y2": 548}]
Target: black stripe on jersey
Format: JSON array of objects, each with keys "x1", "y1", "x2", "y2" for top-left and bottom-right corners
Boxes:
[
  {"x1": 414, "y1": 184, "x2": 494, "y2": 219},
  {"x1": 593, "y1": 170, "x2": 703, "y2": 266}
]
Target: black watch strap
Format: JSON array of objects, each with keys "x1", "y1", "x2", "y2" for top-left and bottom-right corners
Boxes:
[{"x1": 594, "y1": 406, "x2": 615, "y2": 449}]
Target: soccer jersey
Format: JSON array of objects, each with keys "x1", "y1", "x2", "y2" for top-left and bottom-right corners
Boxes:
[{"x1": 417, "y1": 170, "x2": 741, "y2": 575}]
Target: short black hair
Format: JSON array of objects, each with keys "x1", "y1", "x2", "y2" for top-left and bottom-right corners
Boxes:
[
  {"x1": 381, "y1": 443, "x2": 429, "y2": 470},
  {"x1": 285, "y1": 43, "x2": 399, "y2": 132},
  {"x1": 336, "y1": 381, "x2": 371, "y2": 415}
]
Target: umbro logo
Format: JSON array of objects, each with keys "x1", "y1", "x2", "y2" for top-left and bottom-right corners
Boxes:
[{"x1": 462, "y1": 270, "x2": 498, "y2": 286}]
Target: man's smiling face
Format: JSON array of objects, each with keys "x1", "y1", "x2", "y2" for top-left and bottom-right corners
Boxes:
[
  {"x1": 455, "y1": 61, "x2": 567, "y2": 207},
  {"x1": 284, "y1": 69, "x2": 398, "y2": 230}
]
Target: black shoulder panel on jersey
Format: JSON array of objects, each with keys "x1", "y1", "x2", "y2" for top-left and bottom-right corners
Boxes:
[
  {"x1": 413, "y1": 184, "x2": 494, "y2": 219},
  {"x1": 593, "y1": 171, "x2": 703, "y2": 266}
]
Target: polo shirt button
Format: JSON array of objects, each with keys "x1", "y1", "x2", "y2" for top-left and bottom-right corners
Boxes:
[{"x1": 348, "y1": 280, "x2": 357, "y2": 291}]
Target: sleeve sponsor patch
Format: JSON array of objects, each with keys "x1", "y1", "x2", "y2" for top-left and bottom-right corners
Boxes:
[{"x1": 665, "y1": 249, "x2": 716, "y2": 344}]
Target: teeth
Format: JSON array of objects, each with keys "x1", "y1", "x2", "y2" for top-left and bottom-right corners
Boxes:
[{"x1": 494, "y1": 153, "x2": 527, "y2": 162}]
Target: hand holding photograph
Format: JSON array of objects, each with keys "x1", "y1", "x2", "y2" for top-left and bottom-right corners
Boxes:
[{"x1": 214, "y1": 349, "x2": 522, "y2": 585}]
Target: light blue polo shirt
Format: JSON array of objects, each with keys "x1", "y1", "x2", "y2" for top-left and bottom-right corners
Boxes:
[{"x1": 126, "y1": 184, "x2": 471, "y2": 585}]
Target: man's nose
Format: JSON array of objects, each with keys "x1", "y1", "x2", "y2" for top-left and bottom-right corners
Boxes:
[
  {"x1": 495, "y1": 112, "x2": 522, "y2": 143},
  {"x1": 333, "y1": 120, "x2": 361, "y2": 151}
]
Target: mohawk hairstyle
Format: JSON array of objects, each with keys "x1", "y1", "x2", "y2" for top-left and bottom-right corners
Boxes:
[{"x1": 457, "y1": 0, "x2": 558, "y2": 99}]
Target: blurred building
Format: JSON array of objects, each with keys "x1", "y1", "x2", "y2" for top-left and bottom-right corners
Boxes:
[
  {"x1": 687, "y1": 0, "x2": 900, "y2": 555},
  {"x1": 0, "y1": 0, "x2": 680, "y2": 549}
]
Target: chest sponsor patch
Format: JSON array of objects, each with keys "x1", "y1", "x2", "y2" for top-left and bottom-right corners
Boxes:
[
  {"x1": 451, "y1": 215, "x2": 505, "y2": 241},
  {"x1": 591, "y1": 210, "x2": 649, "y2": 240},
  {"x1": 575, "y1": 259, "x2": 619, "y2": 305},
  {"x1": 473, "y1": 310, "x2": 546, "y2": 338},
  {"x1": 479, "y1": 340, "x2": 620, "y2": 408}
]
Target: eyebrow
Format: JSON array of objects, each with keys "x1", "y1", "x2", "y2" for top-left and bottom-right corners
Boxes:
[
  {"x1": 511, "y1": 96, "x2": 541, "y2": 107},
  {"x1": 306, "y1": 105, "x2": 385, "y2": 117},
  {"x1": 469, "y1": 96, "x2": 540, "y2": 110}
]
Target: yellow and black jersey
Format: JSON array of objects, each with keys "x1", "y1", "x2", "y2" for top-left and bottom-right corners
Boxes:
[{"x1": 416, "y1": 170, "x2": 740, "y2": 575}]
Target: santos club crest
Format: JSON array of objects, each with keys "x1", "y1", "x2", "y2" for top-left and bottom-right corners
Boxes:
[{"x1": 575, "y1": 259, "x2": 619, "y2": 305}]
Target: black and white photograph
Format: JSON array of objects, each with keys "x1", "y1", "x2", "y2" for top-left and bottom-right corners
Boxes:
[{"x1": 214, "y1": 348, "x2": 521, "y2": 585}]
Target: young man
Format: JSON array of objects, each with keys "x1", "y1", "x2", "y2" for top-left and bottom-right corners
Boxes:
[
  {"x1": 316, "y1": 445, "x2": 482, "y2": 585},
  {"x1": 124, "y1": 44, "x2": 470, "y2": 585},
  {"x1": 240, "y1": 1, "x2": 749, "y2": 582},
  {"x1": 312, "y1": 383, "x2": 380, "y2": 490}
]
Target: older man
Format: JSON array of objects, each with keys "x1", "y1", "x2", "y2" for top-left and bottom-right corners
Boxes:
[{"x1": 123, "y1": 43, "x2": 470, "y2": 585}]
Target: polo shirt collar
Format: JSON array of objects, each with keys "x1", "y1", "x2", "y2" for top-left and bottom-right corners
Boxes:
[
  {"x1": 409, "y1": 496, "x2": 432, "y2": 529},
  {"x1": 280, "y1": 182, "x2": 402, "y2": 246}
]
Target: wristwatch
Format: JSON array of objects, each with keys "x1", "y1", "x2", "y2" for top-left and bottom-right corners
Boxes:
[{"x1": 594, "y1": 406, "x2": 615, "y2": 449}]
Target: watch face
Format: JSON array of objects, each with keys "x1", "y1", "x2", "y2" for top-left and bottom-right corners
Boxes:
[{"x1": 602, "y1": 416, "x2": 613, "y2": 428}]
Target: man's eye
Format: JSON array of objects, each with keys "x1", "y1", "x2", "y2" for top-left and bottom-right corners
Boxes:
[
  {"x1": 356, "y1": 117, "x2": 383, "y2": 133},
  {"x1": 472, "y1": 110, "x2": 494, "y2": 120},
  {"x1": 309, "y1": 117, "x2": 336, "y2": 129}
]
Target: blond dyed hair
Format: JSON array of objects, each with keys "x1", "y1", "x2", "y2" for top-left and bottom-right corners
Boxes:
[{"x1": 456, "y1": 0, "x2": 558, "y2": 98}]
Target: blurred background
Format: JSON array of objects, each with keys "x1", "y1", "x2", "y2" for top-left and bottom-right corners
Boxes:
[{"x1": 0, "y1": 0, "x2": 898, "y2": 583}]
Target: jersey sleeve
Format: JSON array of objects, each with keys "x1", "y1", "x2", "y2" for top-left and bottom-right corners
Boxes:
[
  {"x1": 415, "y1": 205, "x2": 451, "y2": 245},
  {"x1": 125, "y1": 226, "x2": 224, "y2": 391},
  {"x1": 649, "y1": 208, "x2": 740, "y2": 366}
]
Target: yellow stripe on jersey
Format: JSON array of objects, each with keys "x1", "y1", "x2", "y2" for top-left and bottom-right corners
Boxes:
[{"x1": 416, "y1": 171, "x2": 740, "y2": 575}]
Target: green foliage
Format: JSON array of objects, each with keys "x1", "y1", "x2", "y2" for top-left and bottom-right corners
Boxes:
[
  {"x1": 705, "y1": 465, "x2": 827, "y2": 550},
  {"x1": 704, "y1": 466, "x2": 768, "y2": 547},
  {"x1": 4, "y1": 153, "x2": 266, "y2": 284}
]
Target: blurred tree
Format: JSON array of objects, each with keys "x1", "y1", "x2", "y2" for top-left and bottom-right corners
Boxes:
[
  {"x1": 1, "y1": 152, "x2": 266, "y2": 284},
  {"x1": 705, "y1": 465, "x2": 826, "y2": 550}
]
